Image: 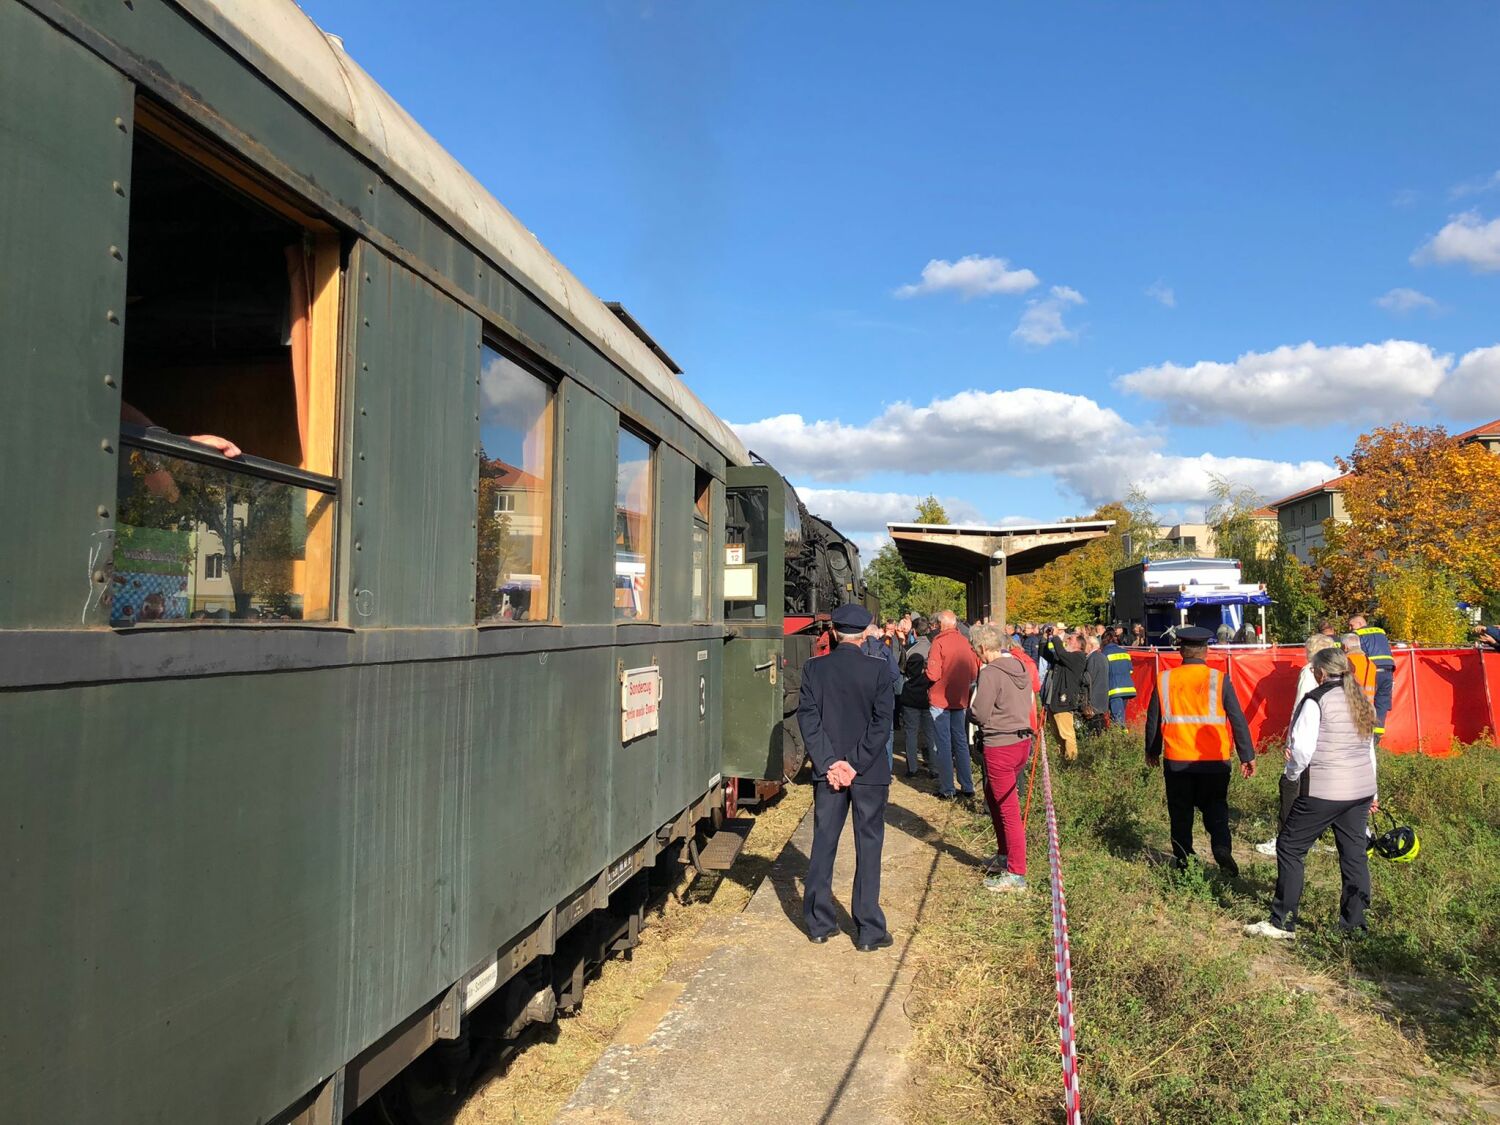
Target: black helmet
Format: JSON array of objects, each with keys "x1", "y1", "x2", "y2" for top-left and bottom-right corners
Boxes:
[{"x1": 1366, "y1": 807, "x2": 1419, "y2": 863}]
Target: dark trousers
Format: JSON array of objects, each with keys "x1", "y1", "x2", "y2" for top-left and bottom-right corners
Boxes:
[
  {"x1": 1163, "y1": 764, "x2": 1236, "y2": 873},
  {"x1": 804, "y1": 781, "x2": 890, "y2": 944},
  {"x1": 1108, "y1": 695, "x2": 1130, "y2": 725},
  {"x1": 1278, "y1": 773, "x2": 1302, "y2": 827},
  {"x1": 1271, "y1": 795, "x2": 1372, "y2": 932}
]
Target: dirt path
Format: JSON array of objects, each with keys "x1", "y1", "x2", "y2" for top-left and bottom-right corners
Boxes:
[
  {"x1": 453, "y1": 783, "x2": 813, "y2": 1125},
  {"x1": 554, "y1": 779, "x2": 956, "y2": 1124}
]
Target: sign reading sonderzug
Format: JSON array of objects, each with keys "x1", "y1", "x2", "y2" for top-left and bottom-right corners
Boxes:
[{"x1": 621, "y1": 665, "x2": 662, "y2": 742}]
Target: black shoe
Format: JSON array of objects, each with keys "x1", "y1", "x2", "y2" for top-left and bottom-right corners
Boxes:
[
  {"x1": 934, "y1": 792, "x2": 954, "y2": 801},
  {"x1": 808, "y1": 932, "x2": 831, "y2": 944},
  {"x1": 856, "y1": 933, "x2": 895, "y2": 953},
  {"x1": 1212, "y1": 852, "x2": 1240, "y2": 879}
]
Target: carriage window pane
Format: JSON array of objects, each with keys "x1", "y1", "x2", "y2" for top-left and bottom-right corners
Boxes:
[
  {"x1": 615, "y1": 429, "x2": 654, "y2": 620},
  {"x1": 111, "y1": 448, "x2": 333, "y2": 623},
  {"x1": 692, "y1": 468, "x2": 711, "y2": 621},
  {"x1": 478, "y1": 344, "x2": 554, "y2": 622},
  {"x1": 691, "y1": 524, "x2": 709, "y2": 621}
]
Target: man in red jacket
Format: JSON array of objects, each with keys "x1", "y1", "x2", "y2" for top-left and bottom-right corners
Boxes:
[{"x1": 925, "y1": 610, "x2": 981, "y2": 800}]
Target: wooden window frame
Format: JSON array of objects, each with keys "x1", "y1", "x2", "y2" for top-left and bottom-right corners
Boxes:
[{"x1": 122, "y1": 98, "x2": 343, "y2": 623}]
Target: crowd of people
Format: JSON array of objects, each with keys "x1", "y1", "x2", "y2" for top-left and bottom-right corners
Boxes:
[{"x1": 797, "y1": 602, "x2": 1416, "y2": 951}]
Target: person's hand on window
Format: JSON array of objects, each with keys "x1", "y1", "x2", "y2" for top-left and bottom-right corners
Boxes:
[{"x1": 188, "y1": 434, "x2": 242, "y2": 459}]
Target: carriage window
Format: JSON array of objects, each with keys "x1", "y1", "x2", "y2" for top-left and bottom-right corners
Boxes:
[
  {"x1": 478, "y1": 343, "x2": 554, "y2": 622},
  {"x1": 724, "y1": 486, "x2": 769, "y2": 621},
  {"x1": 112, "y1": 109, "x2": 340, "y2": 625},
  {"x1": 615, "y1": 429, "x2": 655, "y2": 620},
  {"x1": 692, "y1": 468, "x2": 711, "y2": 621}
]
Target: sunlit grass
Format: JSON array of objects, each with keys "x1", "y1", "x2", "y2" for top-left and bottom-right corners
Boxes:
[{"x1": 905, "y1": 725, "x2": 1498, "y2": 1122}]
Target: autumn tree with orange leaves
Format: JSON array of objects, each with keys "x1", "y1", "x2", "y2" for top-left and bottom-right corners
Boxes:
[{"x1": 1316, "y1": 423, "x2": 1500, "y2": 625}]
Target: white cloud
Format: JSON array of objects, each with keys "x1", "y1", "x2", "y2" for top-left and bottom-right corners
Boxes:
[
  {"x1": 1374, "y1": 287, "x2": 1439, "y2": 315},
  {"x1": 1434, "y1": 345, "x2": 1500, "y2": 418},
  {"x1": 894, "y1": 255, "x2": 1039, "y2": 299},
  {"x1": 732, "y1": 387, "x2": 1129, "y2": 482},
  {"x1": 1391, "y1": 188, "x2": 1420, "y2": 208},
  {"x1": 1012, "y1": 285, "x2": 1086, "y2": 347},
  {"x1": 793, "y1": 487, "x2": 983, "y2": 535},
  {"x1": 1413, "y1": 211, "x2": 1500, "y2": 272},
  {"x1": 1145, "y1": 280, "x2": 1176, "y2": 308},
  {"x1": 1115, "y1": 340, "x2": 1450, "y2": 426},
  {"x1": 1450, "y1": 171, "x2": 1500, "y2": 199},
  {"x1": 1059, "y1": 452, "x2": 1335, "y2": 507}
]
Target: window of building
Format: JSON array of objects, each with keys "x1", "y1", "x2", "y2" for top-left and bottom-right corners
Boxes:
[
  {"x1": 615, "y1": 428, "x2": 655, "y2": 620},
  {"x1": 692, "y1": 468, "x2": 711, "y2": 621},
  {"x1": 477, "y1": 343, "x2": 554, "y2": 623},
  {"x1": 112, "y1": 102, "x2": 340, "y2": 626}
]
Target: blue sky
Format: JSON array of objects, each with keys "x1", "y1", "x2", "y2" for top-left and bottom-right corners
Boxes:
[{"x1": 302, "y1": 0, "x2": 1500, "y2": 548}]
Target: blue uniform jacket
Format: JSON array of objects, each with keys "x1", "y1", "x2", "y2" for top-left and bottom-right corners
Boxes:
[
  {"x1": 1356, "y1": 626, "x2": 1396, "y2": 717},
  {"x1": 1102, "y1": 642, "x2": 1137, "y2": 697},
  {"x1": 798, "y1": 642, "x2": 896, "y2": 785}
]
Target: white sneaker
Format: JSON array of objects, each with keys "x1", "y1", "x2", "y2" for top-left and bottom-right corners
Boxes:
[
  {"x1": 1255, "y1": 838, "x2": 1278, "y2": 857},
  {"x1": 1243, "y1": 920, "x2": 1296, "y2": 941},
  {"x1": 985, "y1": 872, "x2": 1026, "y2": 893}
]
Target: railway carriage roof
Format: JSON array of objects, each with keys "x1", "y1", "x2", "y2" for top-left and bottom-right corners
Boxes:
[{"x1": 177, "y1": 0, "x2": 749, "y2": 465}]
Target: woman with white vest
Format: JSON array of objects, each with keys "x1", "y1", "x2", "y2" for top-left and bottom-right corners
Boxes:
[{"x1": 1245, "y1": 647, "x2": 1378, "y2": 940}]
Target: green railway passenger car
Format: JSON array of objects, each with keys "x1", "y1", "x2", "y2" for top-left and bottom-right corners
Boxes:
[{"x1": 0, "y1": 1, "x2": 811, "y2": 1121}]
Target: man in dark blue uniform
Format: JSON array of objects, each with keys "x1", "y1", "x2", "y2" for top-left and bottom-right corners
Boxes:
[
  {"x1": 798, "y1": 603, "x2": 896, "y2": 951},
  {"x1": 1349, "y1": 614, "x2": 1395, "y2": 741}
]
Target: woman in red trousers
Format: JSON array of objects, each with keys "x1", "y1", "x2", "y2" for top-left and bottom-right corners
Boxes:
[{"x1": 968, "y1": 624, "x2": 1038, "y2": 892}]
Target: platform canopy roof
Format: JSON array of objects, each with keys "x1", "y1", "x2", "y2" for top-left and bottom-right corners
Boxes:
[{"x1": 887, "y1": 520, "x2": 1115, "y2": 581}]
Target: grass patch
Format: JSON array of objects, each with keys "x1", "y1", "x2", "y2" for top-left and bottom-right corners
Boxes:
[{"x1": 907, "y1": 725, "x2": 1499, "y2": 1122}]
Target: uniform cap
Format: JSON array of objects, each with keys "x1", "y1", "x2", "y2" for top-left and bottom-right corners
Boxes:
[
  {"x1": 1176, "y1": 626, "x2": 1215, "y2": 643},
  {"x1": 831, "y1": 604, "x2": 873, "y2": 631}
]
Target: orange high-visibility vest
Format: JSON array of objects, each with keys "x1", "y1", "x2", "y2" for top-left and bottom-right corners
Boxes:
[
  {"x1": 1156, "y1": 664, "x2": 1232, "y2": 762},
  {"x1": 1347, "y1": 651, "x2": 1377, "y2": 706}
]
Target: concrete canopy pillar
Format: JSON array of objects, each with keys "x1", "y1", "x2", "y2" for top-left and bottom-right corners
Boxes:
[{"x1": 989, "y1": 551, "x2": 1007, "y2": 627}]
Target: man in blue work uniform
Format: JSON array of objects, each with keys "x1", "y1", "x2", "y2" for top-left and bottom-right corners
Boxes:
[
  {"x1": 1101, "y1": 630, "x2": 1137, "y2": 727},
  {"x1": 799, "y1": 603, "x2": 896, "y2": 952},
  {"x1": 1349, "y1": 614, "x2": 1395, "y2": 741}
]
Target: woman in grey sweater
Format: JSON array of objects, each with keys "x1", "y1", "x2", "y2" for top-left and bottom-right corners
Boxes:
[{"x1": 1245, "y1": 647, "x2": 1378, "y2": 940}]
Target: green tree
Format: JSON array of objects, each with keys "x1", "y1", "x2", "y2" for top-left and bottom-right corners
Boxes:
[
  {"x1": 863, "y1": 542, "x2": 913, "y2": 618},
  {"x1": 909, "y1": 495, "x2": 966, "y2": 618},
  {"x1": 1375, "y1": 566, "x2": 1467, "y2": 646},
  {"x1": 1121, "y1": 485, "x2": 1165, "y2": 561}
]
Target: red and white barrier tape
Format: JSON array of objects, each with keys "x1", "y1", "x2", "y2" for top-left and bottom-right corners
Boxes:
[{"x1": 1038, "y1": 727, "x2": 1082, "y2": 1125}]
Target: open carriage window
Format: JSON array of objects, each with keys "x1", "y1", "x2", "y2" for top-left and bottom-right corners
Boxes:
[{"x1": 111, "y1": 103, "x2": 340, "y2": 625}]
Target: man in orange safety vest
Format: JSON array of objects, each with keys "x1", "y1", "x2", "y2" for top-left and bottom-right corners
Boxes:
[{"x1": 1145, "y1": 626, "x2": 1257, "y2": 876}]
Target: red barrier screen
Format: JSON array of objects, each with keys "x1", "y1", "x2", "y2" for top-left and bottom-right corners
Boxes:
[{"x1": 1126, "y1": 647, "x2": 1497, "y2": 755}]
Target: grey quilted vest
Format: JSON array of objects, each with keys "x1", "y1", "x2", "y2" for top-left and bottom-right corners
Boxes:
[{"x1": 1303, "y1": 679, "x2": 1376, "y2": 802}]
